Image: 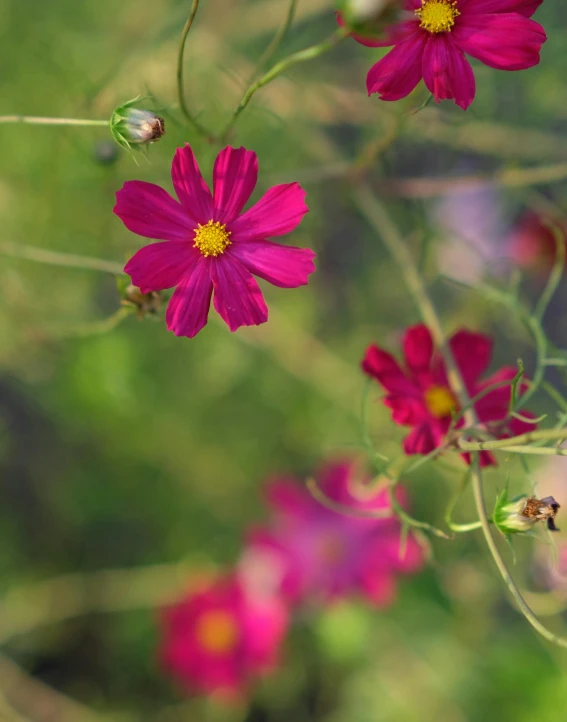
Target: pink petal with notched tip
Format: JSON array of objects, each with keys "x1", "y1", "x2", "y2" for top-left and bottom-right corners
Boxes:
[
  {"x1": 211, "y1": 256, "x2": 268, "y2": 331},
  {"x1": 449, "y1": 329, "x2": 492, "y2": 389},
  {"x1": 171, "y1": 144, "x2": 213, "y2": 224},
  {"x1": 366, "y1": 26, "x2": 425, "y2": 100},
  {"x1": 453, "y1": 13, "x2": 546, "y2": 71},
  {"x1": 229, "y1": 241, "x2": 315, "y2": 288},
  {"x1": 362, "y1": 345, "x2": 420, "y2": 395},
  {"x1": 212, "y1": 147, "x2": 258, "y2": 224},
  {"x1": 403, "y1": 324, "x2": 434, "y2": 374},
  {"x1": 458, "y1": 0, "x2": 542, "y2": 18},
  {"x1": 124, "y1": 241, "x2": 198, "y2": 293},
  {"x1": 422, "y1": 34, "x2": 476, "y2": 110},
  {"x1": 165, "y1": 259, "x2": 213, "y2": 338},
  {"x1": 403, "y1": 422, "x2": 437, "y2": 455},
  {"x1": 114, "y1": 181, "x2": 193, "y2": 241},
  {"x1": 229, "y1": 183, "x2": 308, "y2": 242}
]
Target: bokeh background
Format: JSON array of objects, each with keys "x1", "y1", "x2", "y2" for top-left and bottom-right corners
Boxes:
[{"x1": 3, "y1": 0, "x2": 567, "y2": 720}]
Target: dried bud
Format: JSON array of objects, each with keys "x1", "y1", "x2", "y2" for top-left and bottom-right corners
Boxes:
[
  {"x1": 494, "y1": 493, "x2": 560, "y2": 535},
  {"x1": 110, "y1": 98, "x2": 165, "y2": 151}
]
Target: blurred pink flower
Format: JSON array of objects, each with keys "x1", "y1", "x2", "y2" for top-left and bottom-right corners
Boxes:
[
  {"x1": 362, "y1": 324, "x2": 536, "y2": 465},
  {"x1": 243, "y1": 460, "x2": 423, "y2": 607},
  {"x1": 159, "y1": 573, "x2": 288, "y2": 700},
  {"x1": 114, "y1": 144, "x2": 314, "y2": 338},
  {"x1": 506, "y1": 211, "x2": 567, "y2": 275},
  {"x1": 341, "y1": 0, "x2": 546, "y2": 109}
]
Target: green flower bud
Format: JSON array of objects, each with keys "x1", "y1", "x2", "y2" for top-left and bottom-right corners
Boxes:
[
  {"x1": 494, "y1": 492, "x2": 560, "y2": 535},
  {"x1": 339, "y1": 0, "x2": 404, "y2": 37},
  {"x1": 110, "y1": 97, "x2": 165, "y2": 151}
]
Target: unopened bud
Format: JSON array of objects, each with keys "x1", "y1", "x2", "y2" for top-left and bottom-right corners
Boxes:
[
  {"x1": 494, "y1": 494, "x2": 560, "y2": 535},
  {"x1": 110, "y1": 98, "x2": 165, "y2": 151},
  {"x1": 117, "y1": 276, "x2": 163, "y2": 319},
  {"x1": 339, "y1": 0, "x2": 404, "y2": 35}
]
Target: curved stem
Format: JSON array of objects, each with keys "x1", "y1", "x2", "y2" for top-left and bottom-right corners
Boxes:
[
  {"x1": 0, "y1": 116, "x2": 108, "y2": 126},
  {"x1": 176, "y1": 0, "x2": 215, "y2": 141},
  {"x1": 220, "y1": 28, "x2": 346, "y2": 143},
  {"x1": 354, "y1": 183, "x2": 567, "y2": 649},
  {"x1": 248, "y1": 0, "x2": 298, "y2": 83}
]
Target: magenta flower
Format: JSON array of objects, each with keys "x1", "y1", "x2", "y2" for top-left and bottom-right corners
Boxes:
[
  {"x1": 362, "y1": 324, "x2": 536, "y2": 465},
  {"x1": 507, "y1": 211, "x2": 567, "y2": 275},
  {"x1": 114, "y1": 144, "x2": 315, "y2": 338},
  {"x1": 243, "y1": 460, "x2": 423, "y2": 607},
  {"x1": 341, "y1": 0, "x2": 546, "y2": 109},
  {"x1": 159, "y1": 573, "x2": 288, "y2": 700}
]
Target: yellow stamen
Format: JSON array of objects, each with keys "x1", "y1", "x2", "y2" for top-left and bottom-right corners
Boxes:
[
  {"x1": 424, "y1": 385, "x2": 457, "y2": 418},
  {"x1": 193, "y1": 220, "x2": 231, "y2": 257},
  {"x1": 415, "y1": 0, "x2": 460, "y2": 33},
  {"x1": 195, "y1": 610, "x2": 239, "y2": 655}
]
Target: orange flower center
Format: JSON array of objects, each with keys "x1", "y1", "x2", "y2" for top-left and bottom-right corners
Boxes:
[
  {"x1": 193, "y1": 220, "x2": 231, "y2": 257},
  {"x1": 195, "y1": 610, "x2": 239, "y2": 655},
  {"x1": 424, "y1": 385, "x2": 457, "y2": 418},
  {"x1": 415, "y1": 0, "x2": 460, "y2": 32}
]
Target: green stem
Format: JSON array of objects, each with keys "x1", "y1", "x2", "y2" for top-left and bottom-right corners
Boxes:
[
  {"x1": 220, "y1": 28, "x2": 346, "y2": 143},
  {"x1": 0, "y1": 116, "x2": 108, "y2": 126},
  {"x1": 0, "y1": 242, "x2": 123, "y2": 274},
  {"x1": 248, "y1": 0, "x2": 298, "y2": 82},
  {"x1": 458, "y1": 428, "x2": 567, "y2": 451},
  {"x1": 354, "y1": 183, "x2": 567, "y2": 649},
  {"x1": 176, "y1": 0, "x2": 216, "y2": 141}
]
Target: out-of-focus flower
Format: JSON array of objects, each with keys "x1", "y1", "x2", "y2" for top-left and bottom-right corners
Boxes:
[
  {"x1": 337, "y1": 0, "x2": 405, "y2": 42},
  {"x1": 494, "y1": 492, "x2": 560, "y2": 535},
  {"x1": 114, "y1": 144, "x2": 314, "y2": 338},
  {"x1": 159, "y1": 573, "x2": 288, "y2": 700},
  {"x1": 432, "y1": 184, "x2": 507, "y2": 285},
  {"x1": 361, "y1": 324, "x2": 536, "y2": 465},
  {"x1": 506, "y1": 211, "x2": 567, "y2": 274},
  {"x1": 242, "y1": 460, "x2": 423, "y2": 607},
  {"x1": 110, "y1": 98, "x2": 165, "y2": 150},
  {"x1": 342, "y1": 0, "x2": 546, "y2": 110}
]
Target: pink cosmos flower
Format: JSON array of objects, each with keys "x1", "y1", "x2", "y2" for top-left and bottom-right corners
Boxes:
[
  {"x1": 114, "y1": 144, "x2": 315, "y2": 338},
  {"x1": 242, "y1": 460, "x2": 423, "y2": 607},
  {"x1": 507, "y1": 211, "x2": 567, "y2": 275},
  {"x1": 340, "y1": 0, "x2": 546, "y2": 109},
  {"x1": 159, "y1": 573, "x2": 288, "y2": 700},
  {"x1": 362, "y1": 324, "x2": 536, "y2": 465}
]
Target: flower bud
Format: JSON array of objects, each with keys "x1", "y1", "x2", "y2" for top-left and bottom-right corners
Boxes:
[
  {"x1": 494, "y1": 493, "x2": 560, "y2": 535},
  {"x1": 339, "y1": 0, "x2": 404, "y2": 35},
  {"x1": 117, "y1": 276, "x2": 163, "y2": 319},
  {"x1": 110, "y1": 98, "x2": 165, "y2": 151}
]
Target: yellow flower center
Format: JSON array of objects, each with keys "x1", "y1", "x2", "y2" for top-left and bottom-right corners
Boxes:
[
  {"x1": 193, "y1": 220, "x2": 231, "y2": 257},
  {"x1": 415, "y1": 0, "x2": 460, "y2": 33},
  {"x1": 195, "y1": 610, "x2": 239, "y2": 655},
  {"x1": 424, "y1": 385, "x2": 457, "y2": 419}
]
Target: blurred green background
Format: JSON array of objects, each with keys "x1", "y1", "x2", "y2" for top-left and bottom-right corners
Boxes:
[{"x1": 2, "y1": 0, "x2": 567, "y2": 720}]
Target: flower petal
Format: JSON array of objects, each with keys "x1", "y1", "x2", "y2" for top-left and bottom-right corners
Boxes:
[
  {"x1": 165, "y1": 259, "x2": 213, "y2": 338},
  {"x1": 229, "y1": 241, "x2": 315, "y2": 288},
  {"x1": 171, "y1": 144, "x2": 213, "y2": 224},
  {"x1": 422, "y1": 34, "x2": 476, "y2": 110},
  {"x1": 385, "y1": 394, "x2": 426, "y2": 426},
  {"x1": 212, "y1": 146, "x2": 258, "y2": 224},
  {"x1": 124, "y1": 241, "x2": 198, "y2": 293},
  {"x1": 449, "y1": 329, "x2": 492, "y2": 389},
  {"x1": 229, "y1": 183, "x2": 308, "y2": 242},
  {"x1": 366, "y1": 27, "x2": 425, "y2": 100},
  {"x1": 211, "y1": 256, "x2": 268, "y2": 332},
  {"x1": 403, "y1": 422, "x2": 437, "y2": 455},
  {"x1": 453, "y1": 13, "x2": 546, "y2": 71},
  {"x1": 459, "y1": 0, "x2": 542, "y2": 18},
  {"x1": 362, "y1": 345, "x2": 418, "y2": 395},
  {"x1": 403, "y1": 324, "x2": 434, "y2": 374},
  {"x1": 114, "y1": 181, "x2": 193, "y2": 241}
]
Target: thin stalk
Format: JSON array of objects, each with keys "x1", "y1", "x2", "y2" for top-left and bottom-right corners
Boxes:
[
  {"x1": 249, "y1": 0, "x2": 299, "y2": 82},
  {"x1": 0, "y1": 242, "x2": 123, "y2": 275},
  {"x1": 220, "y1": 28, "x2": 346, "y2": 143},
  {"x1": 0, "y1": 116, "x2": 108, "y2": 126},
  {"x1": 176, "y1": 0, "x2": 215, "y2": 141},
  {"x1": 354, "y1": 183, "x2": 567, "y2": 649},
  {"x1": 457, "y1": 428, "x2": 567, "y2": 451}
]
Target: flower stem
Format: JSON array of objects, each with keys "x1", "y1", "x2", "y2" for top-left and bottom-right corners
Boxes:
[
  {"x1": 0, "y1": 116, "x2": 108, "y2": 126},
  {"x1": 0, "y1": 242, "x2": 123, "y2": 274},
  {"x1": 248, "y1": 0, "x2": 298, "y2": 83},
  {"x1": 220, "y1": 28, "x2": 346, "y2": 143},
  {"x1": 457, "y1": 428, "x2": 567, "y2": 451},
  {"x1": 354, "y1": 183, "x2": 567, "y2": 649},
  {"x1": 176, "y1": 0, "x2": 216, "y2": 142}
]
